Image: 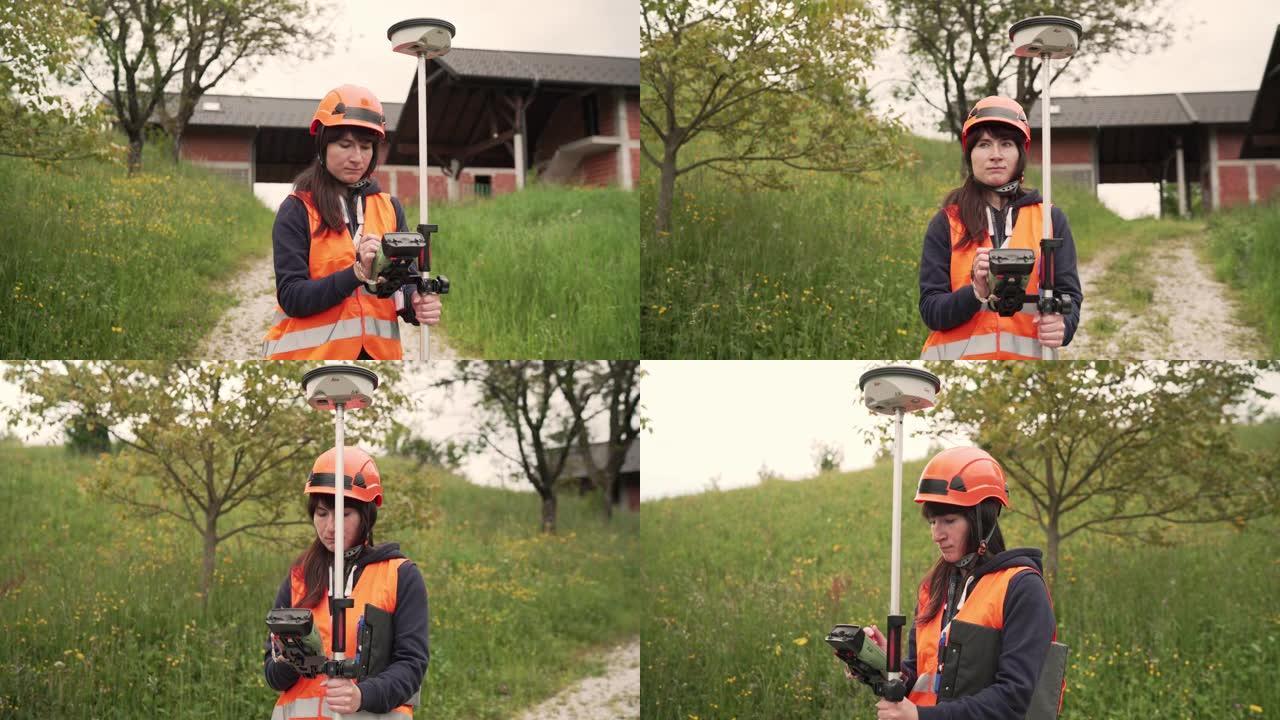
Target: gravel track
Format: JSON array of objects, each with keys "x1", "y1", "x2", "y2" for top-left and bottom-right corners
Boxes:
[{"x1": 513, "y1": 639, "x2": 640, "y2": 720}]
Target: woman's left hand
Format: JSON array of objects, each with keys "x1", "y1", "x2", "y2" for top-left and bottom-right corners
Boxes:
[
  {"x1": 324, "y1": 677, "x2": 361, "y2": 714},
  {"x1": 1034, "y1": 312, "x2": 1065, "y2": 348},
  {"x1": 875, "y1": 697, "x2": 919, "y2": 720},
  {"x1": 411, "y1": 290, "x2": 442, "y2": 325}
]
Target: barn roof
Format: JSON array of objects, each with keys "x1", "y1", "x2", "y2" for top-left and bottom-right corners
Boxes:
[{"x1": 1025, "y1": 90, "x2": 1256, "y2": 128}]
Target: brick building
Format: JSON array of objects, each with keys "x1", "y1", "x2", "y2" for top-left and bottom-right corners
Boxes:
[
  {"x1": 171, "y1": 48, "x2": 639, "y2": 204},
  {"x1": 1024, "y1": 90, "x2": 1280, "y2": 214}
]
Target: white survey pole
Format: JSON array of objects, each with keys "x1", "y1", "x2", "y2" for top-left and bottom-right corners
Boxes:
[
  {"x1": 1040, "y1": 53, "x2": 1055, "y2": 361},
  {"x1": 332, "y1": 403, "x2": 346, "y2": 720},
  {"x1": 389, "y1": 18, "x2": 455, "y2": 364},
  {"x1": 888, "y1": 407, "x2": 904, "y2": 683},
  {"x1": 417, "y1": 53, "x2": 430, "y2": 362}
]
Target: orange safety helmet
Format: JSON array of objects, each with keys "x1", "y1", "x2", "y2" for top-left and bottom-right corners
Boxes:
[
  {"x1": 914, "y1": 446, "x2": 1009, "y2": 508},
  {"x1": 310, "y1": 84, "x2": 387, "y2": 139},
  {"x1": 961, "y1": 96, "x2": 1031, "y2": 153},
  {"x1": 306, "y1": 446, "x2": 384, "y2": 507}
]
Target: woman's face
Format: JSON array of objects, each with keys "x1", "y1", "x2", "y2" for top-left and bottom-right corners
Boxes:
[
  {"x1": 929, "y1": 512, "x2": 971, "y2": 564},
  {"x1": 313, "y1": 501, "x2": 362, "y2": 552},
  {"x1": 325, "y1": 131, "x2": 374, "y2": 185},
  {"x1": 970, "y1": 129, "x2": 1020, "y2": 187}
]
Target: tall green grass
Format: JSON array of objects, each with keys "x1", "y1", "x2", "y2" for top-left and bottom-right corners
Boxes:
[
  {"x1": 0, "y1": 443, "x2": 639, "y2": 719},
  {"x1": 1207, "y1": 200, "x2": 1280, "y2": 355},
  {"x1": 640, "y1": 136, "x2": 1203, "y2": 359},
  {"x1": 413, "y1": 185, "x2": 639, "y2": 359},
  {"x1": 0, "y1": 145, "x2": 273, "y2": 359},
  {"x1": 641, "y1": 460, "x2": 1276, "y2": 719}
]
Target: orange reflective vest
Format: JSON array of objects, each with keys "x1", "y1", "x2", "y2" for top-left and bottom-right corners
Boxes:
[
  {"x1": 920, "y1": 204, "x2": 1050, "y2": 360},
  {"x1": 908, "y1": 566, "x2": 1036, "y2": 707},
  {"x1": 263, "y1": 191, "x2": 403, "y2": 360},
  {"x1": 272, "y1": 558, "x2": 415, "y2": 720}
]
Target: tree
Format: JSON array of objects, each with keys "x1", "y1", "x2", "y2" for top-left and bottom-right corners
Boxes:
[
  {"x1": 74, "y1": 0, "x2": 331, "y2": 174},
  {"x1": 0, "y1": 1, "x2": 120, "y2": 164},
  {"x1": 557, "y1": 361, "x2": 642, "y2": 520},
  {"x1": 641, "y1": 0, "x2": 911, "y2": 235},
  {"x1": 443, "y1": 361, "x2": 581, "y2": 533},
  {"x1": 878, "y1": 0, "x2": 1173, "y2": 140},
  {"x1": 5, "y1": 361, "x2": 405, "y2": 608},
  {"x1": 153, "y1": 0, "x2": 331, "y2": 164},
  {"x1": 919, "y1": 362, "x2": 1278, "y2": 581},
  {"x1": 811, "y1": 440, "x2": 844, "y2": 473}
]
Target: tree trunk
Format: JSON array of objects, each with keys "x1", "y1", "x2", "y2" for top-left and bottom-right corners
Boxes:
[
  {"x1": 1043, "y1": 519, "x2": 1060, "y2": 590},
  {"x1": 201, "y1": 521, "x2": 217, "y2": 612},
  {"x1": 540, "y1": 492, "x2": 557, "y2": 534},
  {"x1": 655, "y1": 141, "x2": 679, "y2": 237},
  {"x1": 170, "y1": 127, "x2": 183, "y2": 166},
  {"x1": 127, "y1": 134, "x2": 145, "y2": 177}
]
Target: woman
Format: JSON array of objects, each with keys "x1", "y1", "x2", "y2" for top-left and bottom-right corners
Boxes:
[
  {"x1": 263, "y1": 84, "x2": 442, "y2": 360},
  {"x1": 858, "y1": 447, "x2": 1059, "y2": 720},
  {"x1": 264, "y1": 447, "x2": 430, "y2": 719},
  {"x1": 919, "y1": 96, "x2": 1083, "y2": 360}
]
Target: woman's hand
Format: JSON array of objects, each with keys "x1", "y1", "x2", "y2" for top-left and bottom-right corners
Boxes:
[
  {"x1": 863, "y1": 625, "x2": 888, "y2": 653},
  {"x1": 411, "y1": 290, "x2": 442, "y2": 325},
  {"x1": 971, "y1": 247, "x2": 992, "y2": 298},
  {"x1": 353, "y1": 235, "x2": 381, "y2": 282},
  {"x1": 875, "y1": 698, "x2": 919, "y2": 720},
  {"x1": 1034, "y1": 312, "x2": 1065, "y2": 348},
  {"x1": 324, "y1": 677, "x2": 362, "y2": 714}
]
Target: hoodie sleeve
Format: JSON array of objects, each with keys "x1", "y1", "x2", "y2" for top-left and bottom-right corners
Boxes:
[
  {"x1": 273, "y1": 195, "x2": 363, "y2": 318},
  {"x1": 917, "y1": 571, "x2": 1055, "y2": 720},
  {"x1": 263, "y1": 576, "x2": 303, "y2": 692},
  {"x1": 357, "y1": 560, "x2": 431, "y2": 713},
  {"x1": 919, "y1": 209, "x2": 986, "y2": 331},
  {"x1": 1049, "y1": 206, "x2": 1083, "y2": 346}
]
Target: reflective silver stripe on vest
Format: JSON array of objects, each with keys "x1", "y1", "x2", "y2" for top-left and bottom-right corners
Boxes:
[
  {"x1": 998, "y1": 331, "x2": 1042, "y2": 358},
  {"x1": 912, "y1": 672, "x2": 936, "y2": 694},
  {"x1": 921, "y1": 333, "x2": 998, "y2": 360},
  {"x1": 262, "y1": 317, "x2": 366, "y2": 357},
  {"x1": 274, "y1": 696, "x2": 409, "y2": 719},
  {"x1": 365, "y1": 317, "x2": 401, "y2": 341}
]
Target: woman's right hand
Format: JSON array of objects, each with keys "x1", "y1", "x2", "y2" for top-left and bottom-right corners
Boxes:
[
  {"x1": 971, "y1": 247, "x2": 992, "y2": 298},
  {"x1": 353, "y1": 235, "x2": 381, "y2": 282},
  {"x1": 863, "y1": 624, "x2": 888, "y2": 653}
]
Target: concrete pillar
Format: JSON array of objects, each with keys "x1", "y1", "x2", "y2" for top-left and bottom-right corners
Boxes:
[
  {"x1": 1175, "y1": 136, "x2": 1188, "y2": 218},
  {"x1": 1209, "y1": 127, "x2": 1221, "y2": 211},
  {"x1": 1248, "y1": 163, "x2": 1258, "y2": 205},
  {"x1": 447, "y1": 159, "x2": 460, "y2": 201},
  {"x1": 615, "y1": 89, "x2": 633, "y2": 190},
  {"x1": 514, "y1": 132, "x2": 526, "y2": 190}
]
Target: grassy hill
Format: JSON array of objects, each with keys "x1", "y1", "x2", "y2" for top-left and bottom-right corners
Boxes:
[
  {"x1": 640, "y1": 134, "x2": 1201, "y2": 358},
  {"x1": 0, "y1": 144, "x2": 638, "y2": 359},
  {"x1": 640, "y1": 455, "x2": 1276, "y2": 719},
  {"x1": 0, "y1": 442, "x2": 639, "y2": 719}
]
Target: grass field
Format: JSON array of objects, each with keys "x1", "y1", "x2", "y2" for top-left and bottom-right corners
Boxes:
[
  {"x1": 1207, "y1": 200, "x2": 1280, "y2": 356},
  {"x1": 410, "y1": 185, "x2": 639, "y2": 358},
  {"x1": 0, "y1": 144, "x2": 272, "y2": 359},
  {"x1": 0, "y1": 142, "x2": 638, "y2": 360},
  {"x1": 640, "y1": 454, "x2": 1277, "y2": 719},
  {"x1": 0, "y1": 442, "x2": 639, "y2": 719},
  {"x1": 640, "y1": 135, "x2": 1205, "y2": 359}
]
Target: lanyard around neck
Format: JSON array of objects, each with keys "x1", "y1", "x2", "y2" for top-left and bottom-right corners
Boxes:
[
  {"x1": 986, "y1": 205, "x2": 1014, "y2": 248},
  {"x1": 339, "y1": 193, "x2": 366, "y2": 248}
]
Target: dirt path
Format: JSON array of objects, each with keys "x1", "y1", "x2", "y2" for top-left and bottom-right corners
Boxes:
[
  {"x1": 197, "y1": 252, "x2": 460, "y2": 362},
  {"x1": 1065, "y1": 235, "x2": 1266, "y2": 360},
  {"x1": 513, "y1": 639, "x2": 640, "y2": 720}
]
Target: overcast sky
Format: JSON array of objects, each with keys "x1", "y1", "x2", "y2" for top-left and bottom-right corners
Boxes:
[
  {"x1": 639, "y1": 361, "x2": 1280, "y2": 500},
  {"x1": 0, "y1": 362, "x2": 610, "y2": 493},
  {"x1": 865, "y1": 0, "x2": 1280, "y2": 218}
]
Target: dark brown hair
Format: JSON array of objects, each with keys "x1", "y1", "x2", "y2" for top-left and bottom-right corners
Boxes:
[
  {"x1": 292, "y1": 126, "x2": 382, "y2": 235},
  {"x1": 293, "y1": 493, "x2": 378, "y2": 609},
  {"x1": 914, "y1": 499, "x2": 1006, "y2": 627},
  {"x1": 941, "y1": 124, "x2": 1032, "y2": 250}
]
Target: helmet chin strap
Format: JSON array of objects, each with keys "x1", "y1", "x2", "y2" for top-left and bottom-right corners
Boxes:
[
  {"x1": 954, "y1": 514, "x2": 999, "y2": 570},
  {"x1": 979, "y1": 178, "x2": 1022, "y2": 197}
]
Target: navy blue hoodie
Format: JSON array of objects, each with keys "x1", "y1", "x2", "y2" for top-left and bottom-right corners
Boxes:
[
  {"x1": 272, "y1": 178, "x2": 420, "y2": 326},
  {"x1": 918, "y1": 191, "x2": 1083, "y2": 346},
  {"x1": 263, "y1": 542, "x2": 430, "y2": 714},
  {"x1": 904, "y1": 548, "x2": 1057, "y2": 720}
]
